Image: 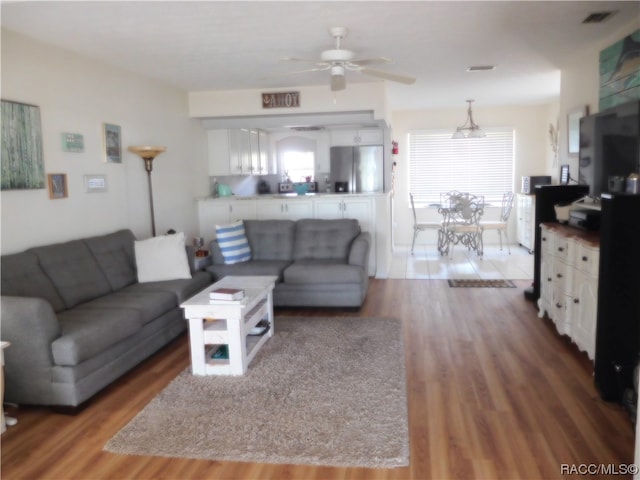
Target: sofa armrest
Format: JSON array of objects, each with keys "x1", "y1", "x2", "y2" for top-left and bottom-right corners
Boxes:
[
  {"x1": 348, "y1": 232, "x2": 371, "y2": 269},
  {"x1": 1, "y1": 296, "x2": 62, "y2": 404},
  {"x1": 1, "y1": 296, "x2": 61, "y2": 360}
]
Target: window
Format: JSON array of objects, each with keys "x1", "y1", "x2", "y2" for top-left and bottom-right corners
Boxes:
[
  {"x1": 276, "y1": 136, "x2": 316, "y2": 182},
  {"x1": 408, "y1": 128, "x2": 514, "y2": 205}
]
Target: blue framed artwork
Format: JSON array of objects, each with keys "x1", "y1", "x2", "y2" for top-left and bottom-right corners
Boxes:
[
  {"x1": 1, "y1": 99, "x2": 45, "y2": 190},
  {"x1": 599, "y1": 29, "x2": 640, "y2": 110}
]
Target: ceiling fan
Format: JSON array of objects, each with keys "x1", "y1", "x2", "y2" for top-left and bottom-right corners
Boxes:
[{"x1": 279, "y1": 27, "x2": 416, "y2": 91}]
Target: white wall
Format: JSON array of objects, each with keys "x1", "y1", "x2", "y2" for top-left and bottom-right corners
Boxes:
[
  {"x1": 189, "y1": 83, "x2": 390, "y2": 124},
  {"x1": 1, "y1": 29, "x2": 210, "y2": 255},
  {"x1": 390, "y1": 104, "x2": 553, "y2": 249}
]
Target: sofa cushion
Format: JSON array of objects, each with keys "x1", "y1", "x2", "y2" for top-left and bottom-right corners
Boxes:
[
  {"x1": 1, "y1": 251, "x2": 66, "y2": 313},
  {"x1": 84, "y1": 229, "x2": 137, "y2": 291},
  {"x1": 207, "y1": 260, "x2": 292, "y2": 282},
  {"x1": 216, "y1": 221, "x2": 251, "y2": 264},
  {"x1": 30, "y1": 240, "x2": 112, "y2": 310},
  {"x1": 134, "y1": 232, "x2": 192, "y2": 283},
  {"x1": 284, "y1": 261, "x2": 365, "y2": 284},
  {"x1": 124, "y1": 270, "x2": 212, "y2": 304},
  {"x1": 53, "y1": 306, "x2": 144, "y2": 365},
  {"x1": 293, "y1": 218, "x2": 361, "y2": 261},
  {"x1": 80, "y1": 290, "x2": 177, "y2": 325},
  {"x1": 244, "y1": 220, "x2": 295, "y2": 261}
]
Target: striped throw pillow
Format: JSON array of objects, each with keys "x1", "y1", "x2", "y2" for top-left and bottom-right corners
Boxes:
[{"x1": 215, "y1": 220, "x2": 251, "y2": 264}]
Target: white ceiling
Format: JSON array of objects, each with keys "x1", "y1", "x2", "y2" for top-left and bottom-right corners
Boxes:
[{"x1": 2, "y1": 1, "x2": 638, "y2": 110}]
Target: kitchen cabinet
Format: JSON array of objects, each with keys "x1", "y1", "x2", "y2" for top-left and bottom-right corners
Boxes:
[
  {"x1": 516, "y1": 194, "x2": 535, "y2": 252},
  {"x1": 207, "y1": 129, "x2": 271, "y2": 176},
  {"x1": 330, "y1": 128, "x2": 383, "y2": 146},
  {"x1": 257, "y1": 198, "x2": 313, "y2": 221},
  {"x1": 537, "y1": 223, "x2": 599, "y2": 360},
  {"x1": 197, "y1": 199, "x2": 257, "y2": 242}
]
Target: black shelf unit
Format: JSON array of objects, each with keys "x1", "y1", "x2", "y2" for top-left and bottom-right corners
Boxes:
[{"x1": 594, "y1": 193, "x2": 640, "y2": 401}]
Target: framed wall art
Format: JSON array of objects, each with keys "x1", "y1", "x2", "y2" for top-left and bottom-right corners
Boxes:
[
  {"x1": 102, "y1": 123, "x2": 122, "y2": 163},
  {"x1": 567, "y1": 105, "x2": 588, "y2": 155},
  {"x1": 47, "y1": 173, "x2": 68, "y2": 199},
  {"x1": 1, "y1": 99, "x2": 45, "y2": 190},
  {"x1": 84, "y1": 174, "x2": 107, "y2": 193},
  {"x1": 61, "y1": 132, "x2": 85, "y2": 152}
]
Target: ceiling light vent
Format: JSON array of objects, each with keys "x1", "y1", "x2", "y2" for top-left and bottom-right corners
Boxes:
[
  {"x1": 290, "y1": 126, "x2": 324, "y2": 131},
  {"x1": 467, "y1": 65, "x2": 496, "y2": 72},
  {"x1": 582, "y1": 11, "x2": 616, "y2": 24}
]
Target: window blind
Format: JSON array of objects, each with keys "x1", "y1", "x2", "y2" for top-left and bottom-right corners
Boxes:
[{"x1": 408, "y1": 128, "x2": 514, "y2": 205}]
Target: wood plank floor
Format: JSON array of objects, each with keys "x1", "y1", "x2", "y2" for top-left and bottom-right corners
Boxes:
[{"x1": 1, "y1": 279, "x2": 635, "y2": 479}]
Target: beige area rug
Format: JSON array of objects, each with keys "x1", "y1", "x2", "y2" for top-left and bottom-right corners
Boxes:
[{"x1": 104, "y1": 317, "x2": 409, "y2": 468}]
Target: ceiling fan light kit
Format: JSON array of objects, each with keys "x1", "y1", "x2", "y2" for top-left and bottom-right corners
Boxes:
[
  {"x1": 452, "y1": 99, "x2": 486, "y2": 139},
  {"x1": 279, "y1": 27, "x2": 416, "y2": 92}
]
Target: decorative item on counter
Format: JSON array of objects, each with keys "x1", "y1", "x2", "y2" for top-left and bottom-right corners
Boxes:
[
  {"x1": 217, "y1": 184, "x2": 232, "y2": 197},
  {"x1": 257, "y1": 180, "x2": 270, "y2": 194},
  {"x1": 294, "y1": 183, "x2": 309, "y2": 195}
]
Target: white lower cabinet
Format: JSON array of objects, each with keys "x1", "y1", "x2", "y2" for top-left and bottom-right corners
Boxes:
[
  {"x1": 257, "y1": 198, "x2": 313, "y2": 221},
  {"x1": 537, "y1": 223, "x2": 599, "y2": 360},
  {"x1": 197, "y1": 199, "x2": 257, "y2": 242}
]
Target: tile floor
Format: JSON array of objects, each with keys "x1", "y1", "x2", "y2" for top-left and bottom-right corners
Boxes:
[{"x1": 388, "y1": 243, "x2": 534, "y2": 280}]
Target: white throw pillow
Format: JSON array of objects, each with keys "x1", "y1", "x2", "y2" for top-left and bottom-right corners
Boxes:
[
  {"x1": 134, "y1": 232, "x2": 192, "y2": 283},
  {"x1": 216, "y1": 220, "x2": 251, "y2": 264}
]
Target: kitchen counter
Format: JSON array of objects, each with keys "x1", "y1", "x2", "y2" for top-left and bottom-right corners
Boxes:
[{"x1": 198, "y1": 191, "x2": 389, "y2": 201}]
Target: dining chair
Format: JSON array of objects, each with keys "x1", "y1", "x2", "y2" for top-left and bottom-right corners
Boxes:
[
  {"x1": 480, "y1": 191, "x2": 515, "y2": 253},
  {"x1": 440, "y1": 192, "x2": 485, "y2": 257},
  {"x1": 409, "y1": 193, "x2": 442, "y2": 254}
]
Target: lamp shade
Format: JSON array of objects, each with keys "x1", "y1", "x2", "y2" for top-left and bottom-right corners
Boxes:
[{"x1": 128, "y1": 146, "x2": 166, "y2": 159}]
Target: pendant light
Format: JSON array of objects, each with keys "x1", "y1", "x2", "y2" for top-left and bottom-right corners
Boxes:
[{"x1": 452, "y1": 99, "x2": 486, "y2": 139}]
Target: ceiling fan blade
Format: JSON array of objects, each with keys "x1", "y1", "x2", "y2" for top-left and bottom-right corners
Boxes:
[
  {"x1": 331, "y1": 74, "x2": 346, "y2": 91},
  {"x1": 280, "y1": 57, "x2": 327, "y2": 64},
  {"x1": 359, "y1": 68, "x2": 416, "y2": 84},
  {"x1": 349, "y1": 57, "x2": 392, "y2": 67},
  {"x1": 264, "y1": 65, "x2": 331, "y2": 79}
]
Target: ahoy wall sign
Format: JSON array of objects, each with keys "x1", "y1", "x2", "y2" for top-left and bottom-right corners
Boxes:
[{"x1": 262, "y1": 91, "x2": 300, "y2": 109}]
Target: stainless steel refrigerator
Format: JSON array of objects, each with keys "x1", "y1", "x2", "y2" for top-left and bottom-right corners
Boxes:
[{"x1": 329, "y1": 146, "x2": 384, "y2": 193}]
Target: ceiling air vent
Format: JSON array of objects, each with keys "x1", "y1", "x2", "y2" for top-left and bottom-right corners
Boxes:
[
  {"x1": 467, "y1": 65, "x2": 496, "y2": 72},
  {"x1": 582, "y1": 11, "x2": 616, "y2": 24},
  {"x1": 289, "y1": 126, "x2": 324, "y2": 131}
]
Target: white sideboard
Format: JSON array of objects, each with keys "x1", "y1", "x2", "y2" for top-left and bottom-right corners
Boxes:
[{"x1": 537, "y1": 223, "x2": 600, "y2": 360}]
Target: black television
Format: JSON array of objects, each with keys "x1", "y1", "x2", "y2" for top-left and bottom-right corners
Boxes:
[{"x1": 578, "y1": 100, "x2": 640, "y2": 198}]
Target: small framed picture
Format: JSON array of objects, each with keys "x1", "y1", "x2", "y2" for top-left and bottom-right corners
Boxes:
[
  {"x1": 102, "y1": 123, "x2": 122, "y2": 163},
  {"x1": 84, "y1": 174, "x2": 107, "y2": 193},
  {"x1": 567, "y1": 106, "x2": 588, "y2": 155},
  {"x1": 47, "y1": 173, "x2": 68, "y2": 199},
  {"x1": 61, "y1": 132, "x2": 84, "y2": 152}
]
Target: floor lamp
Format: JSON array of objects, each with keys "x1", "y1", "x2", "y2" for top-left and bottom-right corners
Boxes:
[{"x1": 128, "y1": 146, "x2": 166, "y2": 237}]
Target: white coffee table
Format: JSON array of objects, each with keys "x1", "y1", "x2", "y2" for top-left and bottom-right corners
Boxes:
[{"x1": 180, "y1": 276, "x2": 277, "y2": 376}]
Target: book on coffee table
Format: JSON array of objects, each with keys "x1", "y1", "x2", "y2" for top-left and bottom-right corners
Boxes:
[{"x1": 209, "y1": 288, "x2": 244, "y2": 301}]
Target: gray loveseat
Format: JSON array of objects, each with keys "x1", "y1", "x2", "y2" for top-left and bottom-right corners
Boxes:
[
  {"x1": 207, "y1": 218, "x2": 370, "y2": 308},
  {"x1": 0, "y1": 229, "x2": 211, "y2": 408}
]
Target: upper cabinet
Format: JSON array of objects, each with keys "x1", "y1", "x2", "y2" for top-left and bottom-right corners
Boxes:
[
  {"x1": 207, "y1": 129, "x2": 274, "y2": 176},
  {"x1": 330, "y1": 128, "x2": 384, "y2": 146}
]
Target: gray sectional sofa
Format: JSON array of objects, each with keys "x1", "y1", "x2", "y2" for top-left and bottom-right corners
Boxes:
[
  {"x1": 207, "y1": 218, "x2": 371, "y2": 308},
  {"x1": 0, "y1": 229, "x2": 211, "y2": 408}
]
